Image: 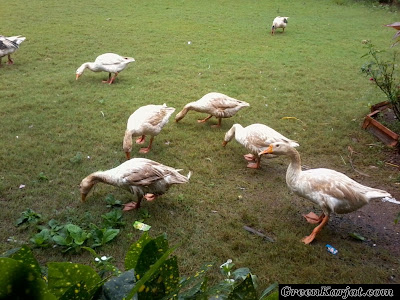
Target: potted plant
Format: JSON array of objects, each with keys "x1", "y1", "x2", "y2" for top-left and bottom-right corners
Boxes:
[{"x1": 361, "y1": 42, "x2": 400, "y2": 147}]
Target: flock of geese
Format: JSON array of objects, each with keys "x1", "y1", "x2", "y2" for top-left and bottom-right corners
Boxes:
[{"x1": 2, "y1": 34, "x2": 398, "y2": 244}]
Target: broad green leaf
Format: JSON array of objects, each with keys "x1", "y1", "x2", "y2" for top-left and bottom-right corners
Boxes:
[
  {"x1": 59, "y1": 281, "x2": 90, "y2": 300},
  {"x1": 259, "y1": 282, "x2": 278, "y2": 300},
  {"x1": 48, "y1": 262, "x2": 101, "y2": 298},
  {"x1": 159, "y1": 256, "x2": 180, "y2": 295},
  {"x1": 232, "y1": 268, "x2": 251, "y2": 281},
  {"x1": 102, "y1": 228, "x2": 120, "y2": 244},
  {"x1": 125, "y1": 245, "x2": 178, "y2": 300},
  {"x1": 228, "y1": 274, "x2": 257, "y2": 300},
  {"x1": 125, "y1": 232, "x2": 152, "y2": 270},
  {"x1": 66, "y1": 224, "x2": 88, "y2": 245},
  {"x1": 162, "y1": 262, "x2": 214, "y2": 300},
  {"x1": 53, "y1": 235, "x2": 69, "y2": 246},
  {"x1": 66, "y1": 224, "x2": 82, "y2": 235},
  {"x1": 2, "y1": 245, "x2": 42, "y2": 275},
  {"x1": 31, "y1": 229, "x2": 51, "y2": 247},
  {"x1": 0, "y1": 257, "x2": 56, "y2": 299}
]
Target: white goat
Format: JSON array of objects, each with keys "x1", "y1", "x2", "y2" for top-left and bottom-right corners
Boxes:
[{"x1": 271, "y1": 16, "x2": 289, "y2": 35}]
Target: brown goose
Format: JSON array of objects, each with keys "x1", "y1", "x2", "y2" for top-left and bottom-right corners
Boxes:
[
  {"x1": 79, "y1": 158, "x2": 191, "y2": 210},
  {"x1": 175, "y1": 92, "x2": 250, "y2": 127},
  {"x1": 259, "y1": 142, "x2": 398, "y2": 244}
]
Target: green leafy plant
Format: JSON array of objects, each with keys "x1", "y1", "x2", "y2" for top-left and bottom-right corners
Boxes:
[
  {"x1": 101, "y1": 209, "x2": 125, "y2": 228},
  {"x1": 104, "y1": 194, "x2": 123, "y2": 209},
  {"x1": 52, "y1": 223, "x2": 89, "y2": 252},
  {"x1": 0, "y1": 233, "x2": 278, "y2": 299},
  {"x1": 361, "y1": 42, "x2": 400, "y2": 120},
  {"x1": 37, "y1": 219, "x2": 64, "y2": 236},
  {"x1": 15, "y1": 209, "x2": 42, "y2": 226},
  {"x1": 89, "y1": 224, "x2": 120, "y2": 248},
  {"x1": 30, "y1": 229, "x2": 52, "y2": 248}
]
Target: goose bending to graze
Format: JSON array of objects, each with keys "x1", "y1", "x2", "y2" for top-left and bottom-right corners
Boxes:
[
  {"x1": 175, "y1": 92, "x2": 250, "y2": 127},
  {"x1": 222, "y1": 123, "x2": 299, "y2": 169},
  {"x1": 76, "y1": 53, "x2": 135, "y2": 84},
  {"x1": 79, "y1": 158, "x2": 191, "y2": 211},
  {"x1": 123, "y1": 104, "x2": 176, "y2": 159},
  {"x1": 271, "y1": 17, "x2": 289, "y2": 35},
  {"x1": 259, "y1": 142, "x2": 399, "y2": 244},
  {"x1": 0, "y1": 35, "x2": 26, "y2": 66}
]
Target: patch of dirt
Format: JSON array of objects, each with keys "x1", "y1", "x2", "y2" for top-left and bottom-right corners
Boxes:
[
  {"x1": 329, "y1": 195, "x2": 400, "y2": 256},
  {"x1": 328, "y1": 146, "x2": 400, "y2": 258}
]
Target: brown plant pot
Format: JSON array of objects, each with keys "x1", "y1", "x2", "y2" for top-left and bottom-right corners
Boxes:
[
  {"x1": 370, "y1": 101, "x2": 391, "y2": 113},
  {"x1": 362, "y1": 110, "x2": 399, "y2": 147}
]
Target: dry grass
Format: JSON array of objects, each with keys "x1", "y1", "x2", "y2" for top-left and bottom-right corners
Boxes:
[{"x1": 1, "y1": 0, "x2": 400, "y2": 290}]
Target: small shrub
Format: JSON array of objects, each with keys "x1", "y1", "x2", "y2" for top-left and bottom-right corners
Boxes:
[{"x1": 15, "y1": 209, "x2": 42, "y2": 226}]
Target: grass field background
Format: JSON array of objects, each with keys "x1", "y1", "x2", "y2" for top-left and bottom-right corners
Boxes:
[{"x1": 1, "y1": 0, "x2": 400, "y2": 288}]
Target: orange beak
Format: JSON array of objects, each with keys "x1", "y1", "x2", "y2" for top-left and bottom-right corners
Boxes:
[
  {"x1": 125, "y1": 152, "x2": 131, "y2": 160},
  {"x1": 76, "y1": 74, "x2": 80, "y2": 80},
  {"x1": 259, "y1": 144, "x2": 273, "y2": 156},
  {"x1": 81, "y1": 193, "x2": 87, "y2": 202},
  {"x1": 222, "y1": 141, "x2": 228, "y2": 147}
]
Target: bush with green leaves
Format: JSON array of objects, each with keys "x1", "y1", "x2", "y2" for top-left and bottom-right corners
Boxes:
[
  {"x1": 0, "y1": 233, "x2": 278, "y2": 299},
  {"x1": 361, "y1": 42, "x2": 400, "y2": 120},
  {"x1": 15, "y1": 208, "x2": 42, "y2": 227}
]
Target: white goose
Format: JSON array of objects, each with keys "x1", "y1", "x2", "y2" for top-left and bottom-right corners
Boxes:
[
  {"x1": 79, "y1": 158, "x2": 191, "y2": 210},
  {"x1": 222, "y1": 123, "x2": 299, "y2": 169},
  {"x1": 76, "y1": 53, "x2": 135, "y2": 84},
  {"x1": 0, "y1": 35, "x2": 26, "y2": 66},
  {"x1": 175, "y1": 92, "x2": 250, "y2": 127},
  {"x1": 259, "y1": 142, "x2": 398, "y2": 244},
  {"x1": 123, "y1": 104, "x2": 176, "y2": 159}
]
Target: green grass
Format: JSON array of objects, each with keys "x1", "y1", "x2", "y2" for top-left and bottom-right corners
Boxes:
[{"x1": 1, "y1": 0, "x2": 400, "y2": 289}]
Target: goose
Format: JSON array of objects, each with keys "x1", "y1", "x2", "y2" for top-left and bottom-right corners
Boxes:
[
  {"x1": 222, "y1": 123, "x2": 299, "y2": 169},
  {"x1": 79, "y1": 158, "x2": 191, "y2": 211},
  {"x1": 271, "y1": 17, "x2": 289, "y2": 35},
  {"x1": 123, "y1": 104, "x2": 176, "y2": 159},
  {"x1": 259, "y1": 142, "x2": 398, "y2": 244},
  {"x1": 175, "y1": 92, "x2": 250, "y2": 127},
  {"x1": 75, "y1": 53, "x2": 135, "y2": 84},
  {"x1": 0, "y1": 35, "x2": 26, "y2": 66}
]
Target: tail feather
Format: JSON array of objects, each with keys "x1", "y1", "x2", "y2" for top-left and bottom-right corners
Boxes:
[{"x1": 382, "y1": 196, "x2": 400, "y2": 205}]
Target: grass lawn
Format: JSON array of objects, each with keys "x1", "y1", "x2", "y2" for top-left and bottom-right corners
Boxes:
[{"x1": 1, "y1": 0, "x2": 400, "y2": 290}]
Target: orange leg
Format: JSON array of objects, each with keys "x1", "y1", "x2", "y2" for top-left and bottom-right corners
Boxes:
[
  {"x1": 102, "y1": 72, "x2": 118, "y2": 84},
  {"x1": 303, "y1": 212, "x2": 325, "y2": 224},
  {"x1": 244, "y1": 153, "x2": 256, "y2": 161},
  {"x1": 102, "y1": 73, "x2": 112, "y2": 84},
  {"x1": 123, "y1": 198, "x2": 142, "y2": 211},
  {"x1": 144, "y1": 193, "x2": 157, "y2": 201},
  {"x1": 211, "y1": 118, "x2": 222, "y2": 128},
  {"x1": 109, "y1": 72, "x2": 118, "y2": 84},
  {"x1": 197, "y1": 115, "x2": 213, "y2": 123},
  {"x1": 302, "y1": 214, "x2": 329, "y2": 244},
  {"x1": 136, "y1": 135, "x2": 146, "y2": 144},
  {"x1": 247, "y1": 156, "x2": 261, "y2": 169},
  {"x1": 7, "y1": 55, "x2": 14, "y2": 65},
  {"x1": 139, "y1": 136, "x2": 154, "y2": 153}
]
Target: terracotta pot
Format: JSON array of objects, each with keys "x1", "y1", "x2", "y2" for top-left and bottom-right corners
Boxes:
[{"x1": 362, "y1": 110, "x2": 399, "y2": 147}]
